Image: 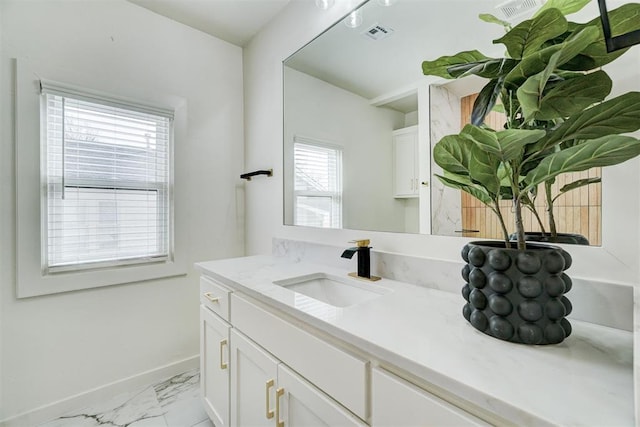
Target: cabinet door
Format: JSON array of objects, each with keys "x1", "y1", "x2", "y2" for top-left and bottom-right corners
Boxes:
[
  {"x1": 200, "y1": 305, "x2": 230, "y2": 427},
  {"x1": 230, "y1": 329, "x2": 279, "y2": 427},
  {"x1": 275, "y1": 364, "x2": 366, "y2": 427},
  {"x1": 372, "y1": 368, "x2": 488, "y2": 427},
  {"x1": 393, "y1": 127, "x2": 418, "y2": 198}
]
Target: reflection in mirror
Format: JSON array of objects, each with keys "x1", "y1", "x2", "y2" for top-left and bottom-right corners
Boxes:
[
  {"x1": 430, "y1": 78, "x2": 602, "y2": 246},
  {"x1": 283, "y1": 0, "x2": 634, "y2": 246}
]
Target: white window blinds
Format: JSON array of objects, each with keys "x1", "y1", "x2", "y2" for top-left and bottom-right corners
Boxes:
[
  {"x1": 293, "y1": 138, "x2": 342, "y2": 228},
  {"x1": 41, "y1": 81, "x2": 173, "y2": 271}
]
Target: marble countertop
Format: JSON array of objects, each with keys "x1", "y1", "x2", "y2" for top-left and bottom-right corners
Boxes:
[{"x1": 196, "y1": 255, "x2": 634, "y2": 426}]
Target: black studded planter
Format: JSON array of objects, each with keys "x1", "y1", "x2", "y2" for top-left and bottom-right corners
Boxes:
[{"x1": 461, "y1": 241, "x2": 573, "y2": 345}]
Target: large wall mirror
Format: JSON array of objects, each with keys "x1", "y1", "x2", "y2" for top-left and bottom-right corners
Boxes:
[{"x1": 283, "y1": 0, "x2": 638, "y2": 247}]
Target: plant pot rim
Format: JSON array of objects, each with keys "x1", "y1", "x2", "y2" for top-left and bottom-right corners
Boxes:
[
  {"x1": 467, "y1": 240, "x2": 563, "y2": 251},
  {"x1": 508, "y1": 232, "x2": 590, "y2": 246}
]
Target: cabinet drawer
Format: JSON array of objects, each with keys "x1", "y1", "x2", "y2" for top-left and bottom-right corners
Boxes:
[
  {"x1": 200, "y1": 276, "x2": 231, "y2": 321},
  {"x1": 372, "y1": 367, "x2": 489, "y2": 426},
  {"x1": 231, "y1": 293, "x2": 368, "y2": 421}
]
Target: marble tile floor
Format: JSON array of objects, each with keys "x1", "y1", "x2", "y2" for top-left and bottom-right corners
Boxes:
[{"x1": 39, "y1": 369, "x2": 212, "y2": 427}]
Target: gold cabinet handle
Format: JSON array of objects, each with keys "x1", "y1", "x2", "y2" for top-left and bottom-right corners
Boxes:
[
  {"x1": 275, "y1": 387, "x2": 285, "y2": 427},
  {"x1": 204, "y1": 292, "x2": 219, "y2": 303},
  {"x1": 219, "y1": 339, "x2": 228, "y2": 370},
  {"x1": 265, "y1": 379, "x2": 275, "y2": 419}
]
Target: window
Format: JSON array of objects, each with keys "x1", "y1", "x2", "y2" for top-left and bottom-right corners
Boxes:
[
  {"x1": 41, "y1": 81, "x2": 173, "y2": 272},
  {"x1": 293, "y1": 137, "x2": 342, "y2": 228}
]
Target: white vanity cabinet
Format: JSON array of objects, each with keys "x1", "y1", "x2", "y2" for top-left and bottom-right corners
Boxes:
[
  {"x1": 199, "y1": 273, "x2": 489, "y2": 427},
  {"x1": 371, "y1": 368, "x2": 488, "y2": 427},
  {"x1": 392, "y1": 125, "x2": 419, "y2": 198},
  {"x1": 199, "y1": 276, "x2": 232, "y2": 427},
  {"x1": 230, "y1": 329, "x2": 279, "y2": 426},
  {"x1": 200, "y1": 306, "x2": 230, "y2": 427},
  {"x1": 277, "y1": 363, "x2": 366, "y2": 427},
  {"x1": 199, "y1": 276, "x2": 369, "y2": 427},
  {"x1": 230, "y1": 293, "x2": 369, "y2": 421},
  {"x1": 230, "y1": 329, "x2": 365, "y2": 427}
]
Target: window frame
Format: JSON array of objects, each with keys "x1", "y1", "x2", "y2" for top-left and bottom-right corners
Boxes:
[
  {"x1": 40, "y1": 84, "x2": 174, "y2": 274},
  {"x1": 16, "y1": 59, "x2": 187, "y2": 298},
  {"x1": 292, "y1": 136, "x2": 343, "y2": 228}
]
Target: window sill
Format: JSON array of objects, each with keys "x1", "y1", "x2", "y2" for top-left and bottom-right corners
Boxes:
[{"x1": 16, "y1": 258, "x2": 187, "y2": 299}]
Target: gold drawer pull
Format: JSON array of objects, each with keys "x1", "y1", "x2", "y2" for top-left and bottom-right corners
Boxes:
[
  {"x1": 219, "y1": 339, "x2": 228, "y2": 370},
  {"x1": 276, "y1": 387, "x2": 285, "y2": 427},
  {"x1": 204, "y1": 292, "x2": 220, "y2": 303},
  {"x1": 265, "y1": 379, "x2": 275, "y2": 419}
]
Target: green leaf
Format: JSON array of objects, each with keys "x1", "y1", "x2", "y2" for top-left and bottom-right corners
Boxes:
[
  {"x1": 496, "y1": 129, "x2": 546, "y2": 161},
  {"x1": 462, "y1": 125, "x2": 545, "y2": 162},
  {"x1": 517, "y1": 50, "x2": 562, "y2": 121},
  {"x1": 471, "y1": 77, "x2": 504, "y2": 125},
  {"x1": 541, "y1": 92, "x2": 640, "y2": 149},
  {"x1": 422, "y1": 50, "x2": 490, "y2": 79},
  {"x1": 433, "y1": 135, "x2": 473, "y2": 175},
  {"x1": 536, "y1": 70, "x2": 612, "y2": 120},
  {"x1": 525, "y1": 135, "x2": 640, "y2": 190},
  {"x1": 446, "y1": 58, "x2": 518, "y2": 79},
  {"x1": 494, "y1": 9, "x2": 567, "y2": 59},
  {"x1": 518, "y1": 67, "x2": 613, "y2": 122},
  {"x1": 436, "y1": 174, "x2": 494, "y2": 206},
  {"x1": 552, "y1": 177, "x2": 601, "y2": 202},
  {"x1": 505, "y1": 25, "x2": 599, "y2": 88},
  {"x1": 479, "y1": 13, "x2": 511, "y2": 30},
  {"x1": 469, "y1": 144, "x2": 501, "y2": 195},
  {"x1": 533, "y1": 0, "x2": 591, "y2": 17},
  {"x1": 492, "y1": 104, "x2": 506, "y2": 114},
  {"x1": 462, "y1": 125, "x2": 500, "y2": 154}
]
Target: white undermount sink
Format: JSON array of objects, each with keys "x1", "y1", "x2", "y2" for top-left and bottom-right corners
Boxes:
[{"x1": 273, "y1": 273, "x2": 391, "y2": 307}]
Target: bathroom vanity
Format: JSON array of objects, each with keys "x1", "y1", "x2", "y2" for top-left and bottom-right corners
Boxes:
[{"x1": 196, "y1": 250, "x2": 633, "y2": 426}]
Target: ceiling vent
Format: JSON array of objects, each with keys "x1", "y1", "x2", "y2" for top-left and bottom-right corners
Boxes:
[
  {"x1": 496, "y1": 0, "x2": 544, "y2": 23},
  {"x1": 362, "y1": 23, "x2": 394, "y2": 41}
]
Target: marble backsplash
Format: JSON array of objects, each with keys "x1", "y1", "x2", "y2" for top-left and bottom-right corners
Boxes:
[{"x1": 273, "y1": 237, "x2": 634, "y2": 332}]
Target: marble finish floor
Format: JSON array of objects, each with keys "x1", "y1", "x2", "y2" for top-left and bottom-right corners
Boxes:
[{"x1": 39, "y1": 369, "x2": 212, "y2": 427}]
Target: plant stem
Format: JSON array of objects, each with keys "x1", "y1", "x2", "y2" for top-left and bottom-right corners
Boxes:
[
  {"x1": 510, "y1": 161, "x2": 526, "y2": 250},
  {"x1": 531, "y1": 204, "x2": 547, "y2": 235},
  {"x1": 513, "y1": 197, "x2": 526, "y2": 250},
  {"x1": 545, "y1": 180, "x2": 557, "y2": 237},
  {"x1": 492, "y1": 200, "x2": 510, "y2": 247},
  {"x1": 522, "y1": 199, "x2": 546, "y2": 234}
]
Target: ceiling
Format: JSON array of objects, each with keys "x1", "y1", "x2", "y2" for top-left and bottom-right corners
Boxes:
[
  {"x1": 284, "y1": 0, "x2": 625, "y2": 112},
  {"x1": 127, "y1": 0, "x2": 291, "y2": 46},
  {"x1": 125, "y1": 0, "x2": 630, "y2": 110}
]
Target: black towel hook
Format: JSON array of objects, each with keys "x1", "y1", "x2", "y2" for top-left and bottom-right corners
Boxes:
[{"x1": 240, "y1": 169, "x2": 273, "y2": 181}]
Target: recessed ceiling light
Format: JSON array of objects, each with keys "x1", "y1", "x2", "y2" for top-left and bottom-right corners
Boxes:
[
  {"x1": 344, "y1": 9, "x2": 363, "y2": 28},
  {"x1": 315, "y1": 0, "x2": 335, "y2": 10}
]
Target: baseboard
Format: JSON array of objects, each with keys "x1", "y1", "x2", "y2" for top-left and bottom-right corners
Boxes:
[{"x1": 0, "y1": 355, "x2": 199, "y2": 427}]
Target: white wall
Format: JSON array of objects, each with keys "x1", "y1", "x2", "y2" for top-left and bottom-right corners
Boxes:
[
  {"x1": 243, "y1": 0, "x2": 640, "y2": 286},
  {"x1": 0, "y1": 0, "x2": 244, "y2": 421},
  {"x1": 283, "y1": 67, "x2": 408, "y2": 232}
]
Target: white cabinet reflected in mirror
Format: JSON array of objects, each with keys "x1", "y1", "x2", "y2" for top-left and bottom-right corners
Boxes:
[{"x1": 283, "y1": 0, "x2": 638, "y2": 246}]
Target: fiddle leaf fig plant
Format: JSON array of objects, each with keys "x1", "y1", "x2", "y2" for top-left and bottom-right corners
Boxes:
[{"x1": 423, "y1": 1, "x2": 640, "y2": 249}]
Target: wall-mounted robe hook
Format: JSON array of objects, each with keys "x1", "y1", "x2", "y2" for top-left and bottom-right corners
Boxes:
[{"x1": 240, "y1": 169, "x2": 273, "y2": 181}]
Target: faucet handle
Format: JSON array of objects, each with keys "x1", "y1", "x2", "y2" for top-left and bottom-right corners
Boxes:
[{"x1": 349, "y1": 239, "x2": 370, "y2": 247}]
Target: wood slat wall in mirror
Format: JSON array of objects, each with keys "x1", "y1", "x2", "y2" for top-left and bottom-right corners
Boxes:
[{"x1": 460, "y1": 94, "x2": 602, "y2": 245}]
